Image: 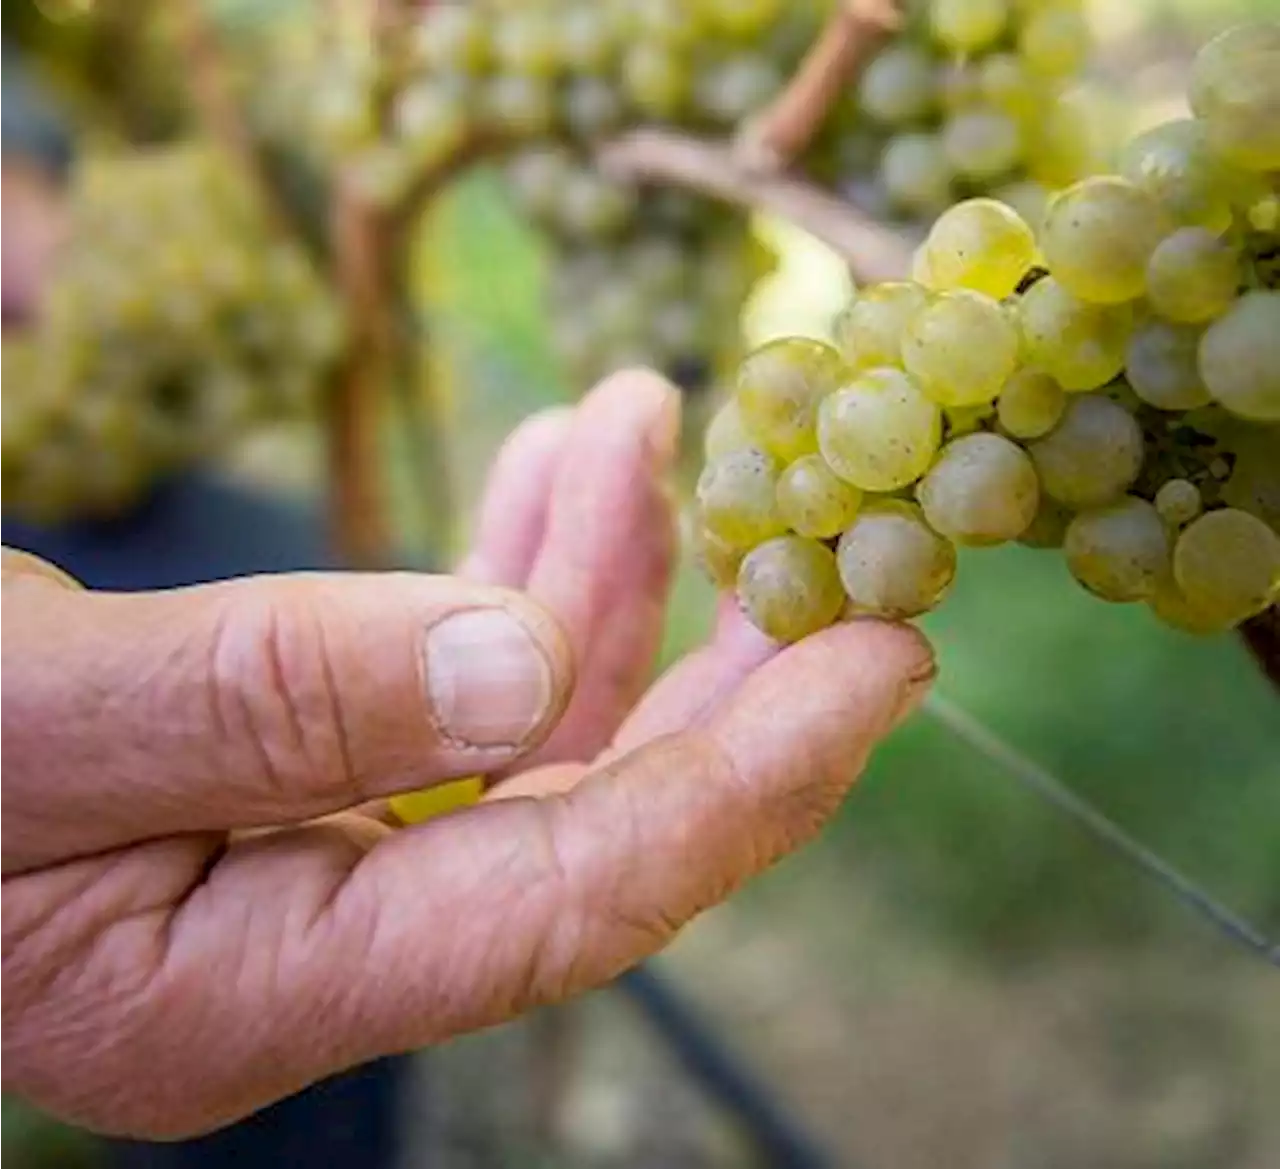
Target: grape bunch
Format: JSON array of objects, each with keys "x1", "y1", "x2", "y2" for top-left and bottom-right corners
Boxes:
[
  {"x1": 2, "y1": 145, "x2": 344, "y2": 523},
  {"x1": 694, "y1": 21, "x2": 1280, "y2": 644},
  {"x1": 822, "y1": 0, "x2": 1099, "y2": 225}
]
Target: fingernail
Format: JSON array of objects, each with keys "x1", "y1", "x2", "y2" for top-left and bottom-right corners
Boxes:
[
  {"x1": 423, "y1": 608, "x2": 556, "y2": 750},
  {"x1": 647, "y1": 385, "x2": 682, "y2": 472},
  {"x1": 892, "y1": 657, "x2": 937, "y2": 730}
]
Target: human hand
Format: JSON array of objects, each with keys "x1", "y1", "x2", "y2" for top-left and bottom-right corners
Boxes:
[{"x1": 1, "y1": 371, "x2": 934, "y2": 1139}]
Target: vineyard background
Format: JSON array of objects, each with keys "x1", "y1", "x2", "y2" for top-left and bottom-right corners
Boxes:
[{"x1": 4, "y1": 0, "x2": 1279, "y2": 1166}]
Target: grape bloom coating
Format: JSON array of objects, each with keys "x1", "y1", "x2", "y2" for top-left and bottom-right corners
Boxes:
[{"x1": 693, "y1": 22, "x2": 1280, "y2": 643}]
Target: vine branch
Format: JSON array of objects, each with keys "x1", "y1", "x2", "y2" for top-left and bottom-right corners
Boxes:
[
  {"x1": 596, "y1": 129, "x2": 917, "y2": 284},
  {"x1": 736, "y1": 0, "x2": 903, "y2": 173}
]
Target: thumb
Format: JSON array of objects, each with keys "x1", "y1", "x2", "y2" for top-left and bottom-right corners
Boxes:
[{"x1": 1, "y1": 555, "x2": 574, "y2": 873}]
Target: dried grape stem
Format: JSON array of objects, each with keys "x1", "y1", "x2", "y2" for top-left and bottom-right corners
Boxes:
[
  {"x1": 736, "y1": 0, "x2": 903, "y2": 173},
  {"x1": 597, "y1": 129, "x2": 917, "y2": 284}
]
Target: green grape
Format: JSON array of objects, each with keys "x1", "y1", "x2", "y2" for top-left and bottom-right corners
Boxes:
[
  {"x1": 313, "y1": 81, "x2": 376, "y2": 152},
  {"x1": 776, "y1": 454, "x2": 863, "y2": 539},
  {"x1": 392, "y1": 81, "x2": 469, "y2": 166},
  {"x1": 1041, "y1": 177, "x2": 1172, "y2": 304},
  {"x1": 1124, "y1": 319, "x2": 1210, "y2": 411},
  {"x1": 563, "y1": 77, "x2": 625, "y2": 138},
  {"x1": 997, "y1": 368, "x2": 1065, "y2": 439},
  {"x1": 1198, "y1": 291, "x2": 1280, "y2": 422},
  {"x1": 695, "y1": 54, "x2": 783, "y2": 123},
  {"x1": 1119, "y1": 119, "x2": 1239, "y2": 232},
  {"x1": 629, "y1": 0, "x2": 707, "y2": 48},
  {"x1": 916, "y1": 432, "x2": 1040, "y2": 545},
  {"x1": 704, "y1": 396, "x2": 755, "y2": 460},
  {"x1": 691, "y1": 521, "x2": 745, "y2": 589},
  {"x1": 482, "y1": 74, "x2": 556, "y2": 137},
  {"x1": 1018, "y1": 276, "x2": 1134, "y2": 391},
  {"x1": 902, "y1": 290, "x2": 1019, "y2": 407},
  {"x1": 836, "y1": 500, "x2": 958, "y2": 619},
  {"x1": 705, "y1": 0, "x2": 783, "y2": 38},
  {"x1": 696, "y1": 447, "x2": 788, "y2": 548},
  {"x1": 817, "y1": 368, "x2": 942, "y2": 493},
  {"x1": 492, "y1": 11, "x2": 562, "y2": 78},
  {"x1": 942, "y1": 108, "x2": 1022, "y2": 182},
  {"x1": 832, "y1": 282, "x2": 928, "y2": 372},
  {"x1": 1019, "y1": 6, "x2": 1089, "y2": 78},
  {"x1": 622, "y1": 43, "x2": 689, "y2": 117},
  {"x1": 1018, "y1": 496, "x2": 1073, "y2": 549},
  {"x1": 736, "y1": 337, "x2": 845, "y2": 462},
  {"x1": 1064, "y1": 496, "x2": 1170, "y2": 602},
  {"x1": 1173, "y1": 507, "x2": 1280, "y2": 623},
  {"x1": 1028, "y1": 394, "x2": 1145, "y2": 508},
  {"x1": 930, "y1": 0, "x2": 1008, "y2": 54},
  {"x1": 937, "y1": 59, "x2": 983, "y2": 112},
  {"x1": 412, "y1": 4, "x2": 489, "y2": 73},
  {"x1": 560, "y1": 4, "x2": 615, "y2": 73},
  {"x1": 1144, "y1": 228, "x2": 1239, "y2": 324},
  {"x1": 1025, "y1": 90, "x2": 1099, "y2": 187},
  {"x1": 991, "y1": 179, "x2": 1050, "y2": 230},
  {"x1": 978, "y1": 53, "x2": 1038, "y2": 120},
  {"x1": 918, "y1": 198, "x2": 1037, "y2": 299},
  {"x1": 1154, "y1": 478, "x2": 1202, "y2": 528},
  {"x1": 1188, "y1": 22, "x2": 1280, "y2": 172},
  {"x1": 736, "y1": 536, "x2": 846, "y2": 643},
  {"x1": 505, "y1": 146, "x2": 576, "y2": 221},
  {"x1": 858, "y1": 44, "x2": 937, "y2": 125},
  {"x1": 881, "y1": 133, "x2": 953, "y2": 217},
  {"x1": 1149, "y1": 575, "x2": 1238, "y2": 636},
  {"x1": 556, "y1": 169, "x2": 636, "y2": 238}
]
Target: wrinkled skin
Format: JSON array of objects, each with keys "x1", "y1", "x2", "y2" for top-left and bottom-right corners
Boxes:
[{"x1": 1, "y1": 371, "x2": 934, "y2": 1140}]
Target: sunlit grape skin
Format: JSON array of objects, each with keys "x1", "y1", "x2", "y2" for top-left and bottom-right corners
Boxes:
[
  {"x1": 1198, "y1": 291, "x2": 1280, "y2": 422},
  {"x1": 1154, "y1": 479, "x2": 1202, "y2": 529},
  {"x1": 1017, "y1": 277, "x2": 1134, "y2": 392},
  {"x1": 736, "y1": 337, "x2": 846, "y2": 463},
  {"x1": 918, "y1": 198, "x2": 1037, "y2": 300},
  {"x1": 1174, "y1": 508, "x2": 1280, "y2": 623},
  {"x1": 695, "y1": 448, "x2": 787, "y2": 549},
  {"x1": 902, "y1": 290, "x2": 1020, "y2": 408},
  {"x1": 997, "y1": 369, "x2": 1065, "y2": 439},
  {"x1": 736, "y1": 536, "x2": 846, "y2": 644},
  {"x1": 1041, "y1": 177, "x2": 1172, "y2": 304},
  {"x1": 833, "y1": 283, "x2": 928, "y2": 372},
  {"x1": 836, "y1": 501, "x2": 958, "y2": 620},
  {"x1": 1125, "y1": 319, "x2": 1211, "y2": 412},
  {"x1": 1119, "y1": 119, "x2": 1238, "y2": 232},
  {"x1": 1064, "y1": 496, "x2": 1170, "y2": 603},
  {"x1": 916, "y1": 432, "x2": 1040, "y2": 546},
  {"x1": 1145, "y1": 228, "x2": 1239, "y2": 324},
  {"x1": 776, "y1": 454, "x2": 862, "y2": 540},
  {"x1": 1188, "y1": 21, "x2": 1280, "y2": 172},
  {"x1": 817, "y1": 368, "x2": 942, "y2": 493}
]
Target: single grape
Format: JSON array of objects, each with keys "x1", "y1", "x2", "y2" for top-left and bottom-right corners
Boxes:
[
  {"x1": 918, "y1": 198, "x2": 1037, "y2": 299},
  {"x1": 1018, "y1": 276, "x2": 1134, "y2": 391},
  {"x1": 393, "y1": 81, "x2": 469, "y2": 165},
  {"x1": 696, "y1": 447, "x2": 788, "y2": 548},
  {"x1": 1188, "y1": 22, "x2": 1280, "y2": 172},
  {"x1": 555, "y1": 169, "x2": 636, "y2": 238},
  {"x1": 1125, "y1": 319, "x2": 1211, "y2": 411},
  {"x1": 492, "y1": 11, "x2": 562, "y2": 77},
  {"x1": 1198, "y1": 290, "x2": 1280, "y2": 422},
  {"x1": 622, "y1": 43, "x2": 689, "y2": 117},
  {"x1": 504, "y1": 146, "x2": 576, "y2": 221},
  {"x1": 1173, "y1": 507, "x2": 1280, "y2": 623},
  {"x1": 1119, "y1": 119, "x2": 1239, "y2": 231},
  {"x1": 482, "y1": 74, "x2": 555, "y2": 137},
  {"x1": 736, "y1": 337, "x2": 845, "y2": 462},
  {"x1": 736, "y1": 536, "x2": 845, "y2": 643},
  {"x1": 817, "y1": 368, "x2": 942, "y2": 493},
  {"x1": 1064, "y1": 496, "x2": 1170, "y2": 602},
  {"x1": 937, "y1": 59, "x2": 983, "y2": 113},
  {"x1": 560, "y1": 5, "x2": 615, "y2": 73},
  {"x1": 776, "y1": 453, "x2": 863, "y2": 540},
  {"x1": 859, "y1": 44, "x2": 937, "y2": 125},
  {"x1": 1145, "y1": 228, "x2": 1239, "y2": 324},
  {"x1": 916, "y1": 432, "x2": 1040, "y2": 545},
  {"x1": 1041, "y1": 177, "x2": 1172, "y2": 304},
  {"x1": 997, "y1": 369, "x2": 1065, "y2": 439},
  {"x1": 562, "y1": 77, "x2": 625, "y2": 138},
  {"x1": 979, "y1": 53, "x2": 1038, "y2": 120},
  {"x1": 881, "y1": 133, "x2": 953, "y2": 217},
  {"x1": 832, "y1": 282, "x2": 928, "y2": 372},
  {"x1": 1025, "y1": 90, "x2": 1100, "y2": 188},
  {"x1": 991, "y1": 179, "x2": 1050, "y2": 230},
  {"x1": 412, "y1": 5, "x2": 489, "y2": 73},
  {"x1": 1028, "y1": 394, "x2": 1144, "y2": 508},
  {"x1": 930, "y1": 0, "x2": 1008, "y2": 54},
  {"x1": 1019, "y1": 6, "x2": 1090, "y2": 78},
  {"x1": 836, "y1": 500, "x2": 958, "y2": 619},
  {"x1": 942, "y1": 108, "x2": 1022, "y2": 182},
  {"x1": 1154, "y1": 479, "x2": 1202, "y2": 528},
  {"x1": 705, "y1": 0, "x2": 783, "y2": 38},
  {"x1": 902, "y1": 290, "x2": 1020, "y2": 408},
  {"x1": 695, "y1": 54, "x2": 783, "y2": 123}
]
